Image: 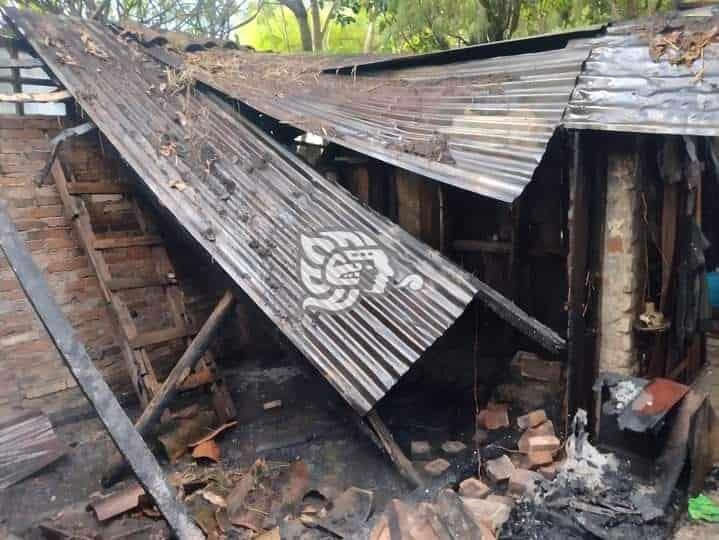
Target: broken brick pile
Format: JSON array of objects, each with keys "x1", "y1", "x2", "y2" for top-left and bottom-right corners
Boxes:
[{"x1": 370, "y1": 406, "x2": 563, "y2": 539}]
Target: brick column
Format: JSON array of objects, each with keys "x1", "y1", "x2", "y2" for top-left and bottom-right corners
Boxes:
[{"x1": 597, "y1": 135, "x2": 643, "y2": 375}]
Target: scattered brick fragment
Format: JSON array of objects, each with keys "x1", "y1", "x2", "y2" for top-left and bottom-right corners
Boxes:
[
  {"x1": 527, "y1": 435, "x2": 561, "y2": 454},
  {"x1": 458, "y1": 477, "x2": 491, "y2": 499},
  {"x1": 484, "y1": 455, "x2": 514, "y2": 483},
  {"x1": 441, "y1": 441, "x2": 467, "y2": 454},
  {"x1": 411, "y1": 440, "x2": 431, "y2": 459},
  {"x1": 517, "y1": 409, "x2": 548, "y2": 430},
  {"x1": 424, "y1": 458, "x2": 451, "y2": 477}
]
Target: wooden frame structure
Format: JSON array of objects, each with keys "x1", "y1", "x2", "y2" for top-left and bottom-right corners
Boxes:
[{"x1": 49, "y1": 156, "x2": 235, "y2": 423}]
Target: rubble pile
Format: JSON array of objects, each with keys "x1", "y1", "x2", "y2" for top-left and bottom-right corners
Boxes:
[{"x1": 369, "y1": 407, "x2": 675, "y2": 540}]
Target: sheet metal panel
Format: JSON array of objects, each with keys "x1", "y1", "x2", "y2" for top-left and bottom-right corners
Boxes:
[
  {"x1": 564, "y1": 13, "x2": 719, "y2": 136},
  {"x1": 181, "y1": 44, "x2": 591, "y2": 202},
  {"x1": 3, "y1": 9, "x2": 488, "y2": 415}
]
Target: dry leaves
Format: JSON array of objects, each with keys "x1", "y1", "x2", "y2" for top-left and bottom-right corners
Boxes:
[
  {"x1": 80, "y1": 31, "x2": 109, "y2": 60},
  {"x1": 192, "y1": 440, "x2": 221, "y2": 462}
]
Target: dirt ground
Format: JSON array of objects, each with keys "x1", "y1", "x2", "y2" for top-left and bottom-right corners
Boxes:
[{"x1": 0, "y1": 348, "x2": 475, "y2": 537}]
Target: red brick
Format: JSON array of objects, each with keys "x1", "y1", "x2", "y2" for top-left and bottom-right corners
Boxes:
[
  {"x1": 484, "y1": 455, "x2": 514, "y2": 483},
  {"x1": 527, "y1": 435, "x2": 561, "y2": 453},
  {"x1": 517, "y1": 410, "x2": 548, "y2": 430},
  {"x1": 46, "y1": 256, "x2": 89, "y2": 273},
  {"x1": 606, "y1": 235, "x2": 623, "y2": 253},
  {"x1": 0, "y1": 278, "x2": 19, "y2": 292}
]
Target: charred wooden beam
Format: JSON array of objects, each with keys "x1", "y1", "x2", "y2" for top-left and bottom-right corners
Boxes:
[
  {"x1": 0, "y1": 201, "x2": 203, "y2": 540},
  {"x1": 365, "y1": 410, "x2": 424, "y2": 488},
  {"x1": 567, "y1": 131, "x2": 591, "y2": 423},
  {"x1": 474, "y1": 280, "x2": 566, "y2": 353},
  {"x1": 102, "y1": 290, "x2": 235, "y2": 487}
]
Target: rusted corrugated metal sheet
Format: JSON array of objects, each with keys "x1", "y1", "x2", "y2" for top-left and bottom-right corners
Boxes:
[
  {"x1": 564, "y1": 10, "x2": 719, "y2": 135},
  {"x1": 4, "y1": 9, "x2": 563, "y2": 414},
  {"x1": 179, "y1": 43, "x2": 592, "y2": 203}
]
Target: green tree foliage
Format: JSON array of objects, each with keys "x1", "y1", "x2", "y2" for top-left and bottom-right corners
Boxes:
[{"x1": 3, "y1": 0, "x2": 678, "y2": 52}]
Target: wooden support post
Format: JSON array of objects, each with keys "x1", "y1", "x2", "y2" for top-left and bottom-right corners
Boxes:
[
  {"x1": 102, "y1": 290, "x2": 235, "y2": 487},
  {"x1": 567, "y1": 131, "x2": 591, "y2": 424},
  {"x1": 0, "y1": 201, "x2": 203, "y2": 540},
  {"x1": 365, "y1": 410, "x2": 424, "y2": 489}
]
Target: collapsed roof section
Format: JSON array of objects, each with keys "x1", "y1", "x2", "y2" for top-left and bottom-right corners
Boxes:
[
  {"x1": 3, "y1": 8, "x2": 564, "y2": 415},
  {"x1": 564, "y1": 10, "x2": 719, "y2": 135},
  {"x1": 152, "y1": 8, "x2": 719, "y2": 202},
  {"x1": 170, "y1": 42, "x2": 592, "y2": 203}
]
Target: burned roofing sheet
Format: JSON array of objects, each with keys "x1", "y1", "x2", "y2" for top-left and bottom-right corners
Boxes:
[
  {"x1": 3, "y1": 8, "x2": 563, "y2": 414},
  {"x1": 177, "y1": 43, "x2": 592, "y2": 203},
  {"x1": 564, "y1": 11, "x2": 719, "y2": 135}
]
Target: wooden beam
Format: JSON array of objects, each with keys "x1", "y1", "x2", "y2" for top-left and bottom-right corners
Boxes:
[
  {"x1": 365, "y1": 410, "x2": 424, "y2": 488},
  {"x1": 102, "y1": 291, "x2": 235, "y2": 487},
  {"x1": 129, "y1": 325, "x2": 195, "y2": 349},
  {"x1": 107, "y1": 275, "x2": 170, "y2": 292},
  {"x1": 0, "y1": 89, "x2": 71, "y2": 103},
  {"x1": 93, "y1": 235, "x2": 163, "y2": 250},
  {"x1": 67, "y1": 182, "x2": 132, "y2": 195},
  {"x1": 0, "y1": 201, "x2": 203, "y2": 540},
  {"x1": 453, "y1": 240, "x2": 512, "y2": 254}
]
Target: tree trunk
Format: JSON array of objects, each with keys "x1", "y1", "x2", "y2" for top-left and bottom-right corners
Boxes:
[
  {"x1": 363, "y1": 20, "x2": 375, "y2": 53},
  {"x1": 310, "y1": 0, "x2": 323, "y2": 52},
  {"x1": 280, "y1": 0, "x2": 313, "y2": 52}
]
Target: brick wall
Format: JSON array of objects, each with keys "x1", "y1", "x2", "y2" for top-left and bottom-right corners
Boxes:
[{"x1": 0, "y1": 116, "x2": 131, "y2": 417}]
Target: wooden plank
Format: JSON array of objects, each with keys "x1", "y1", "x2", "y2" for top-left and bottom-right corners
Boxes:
[
  {"x1": 453, "y1": 240, "x2": 512, "y2": 254},
  {"x1": 67, "y1": 182, "x2": 131, "y2": 195},
  {"x1": 129, "y1": 325, "x2": 194, "y2": 349},
  {"x1": 566, "y1": 131, "x2": 592, "y2": 424},
  {"x1": 102, "y1": 292, "x2": 235, "y2": 487},
  {"x1": 365, "y1": 410, "x2": 423, "y2": 488},
  {"x1": 107, "y1": 275, "x2": 170, "y2": 291},
  {"x1": 93, "y1": 235, "x2": 163, "y2": 250},
  {"x1": 0, "y1": 89, "x2": 71, "y2": 103},
  {"x1": 0, "y1": 201, "x2": 203, "y2": 540},
  {"x1": 50, "y1": 160, "x2": 113, "y2": 303},
  {"x1": 0, "y1": 409, "x2": 66, "y2": 489},
  {"x1": 395, "y1": 169, "x2": 422, "y2": 238}
]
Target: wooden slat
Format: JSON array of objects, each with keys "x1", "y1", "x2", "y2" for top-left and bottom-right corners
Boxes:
[
  {"x1": 93, "y1": 235, "x2": 163, "y2": 250},
  {"x1": 129, "y1": 325, "x2": 194, "y2": 349},
  {"x1": 107, "y1": 275, "x2": 169, "y2": 291},
  {"x1": 67, "y1": 182, "x2": 131, "y2": 195},
  {"x1": 0, "y1": 409, "x2": 66, "y2": 489},
  {"x1": 0, "y1": 89, "x2": 71, "y2": 103}
]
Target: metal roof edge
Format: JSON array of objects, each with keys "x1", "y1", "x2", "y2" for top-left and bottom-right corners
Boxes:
[{"x1": 322, "y1": 25, "x2": 605, "y2": 74}]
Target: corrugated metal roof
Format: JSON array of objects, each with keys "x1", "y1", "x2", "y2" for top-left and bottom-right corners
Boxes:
[
  {"x1": 564, "y1": 11, "x2": 719, "y2": 135},
  {"x1": 3, "y1": 8, "x2": 564, "y2": 414},
  {"x1": 178, "y1": 43, "x2": 592, "y2": 203}
]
